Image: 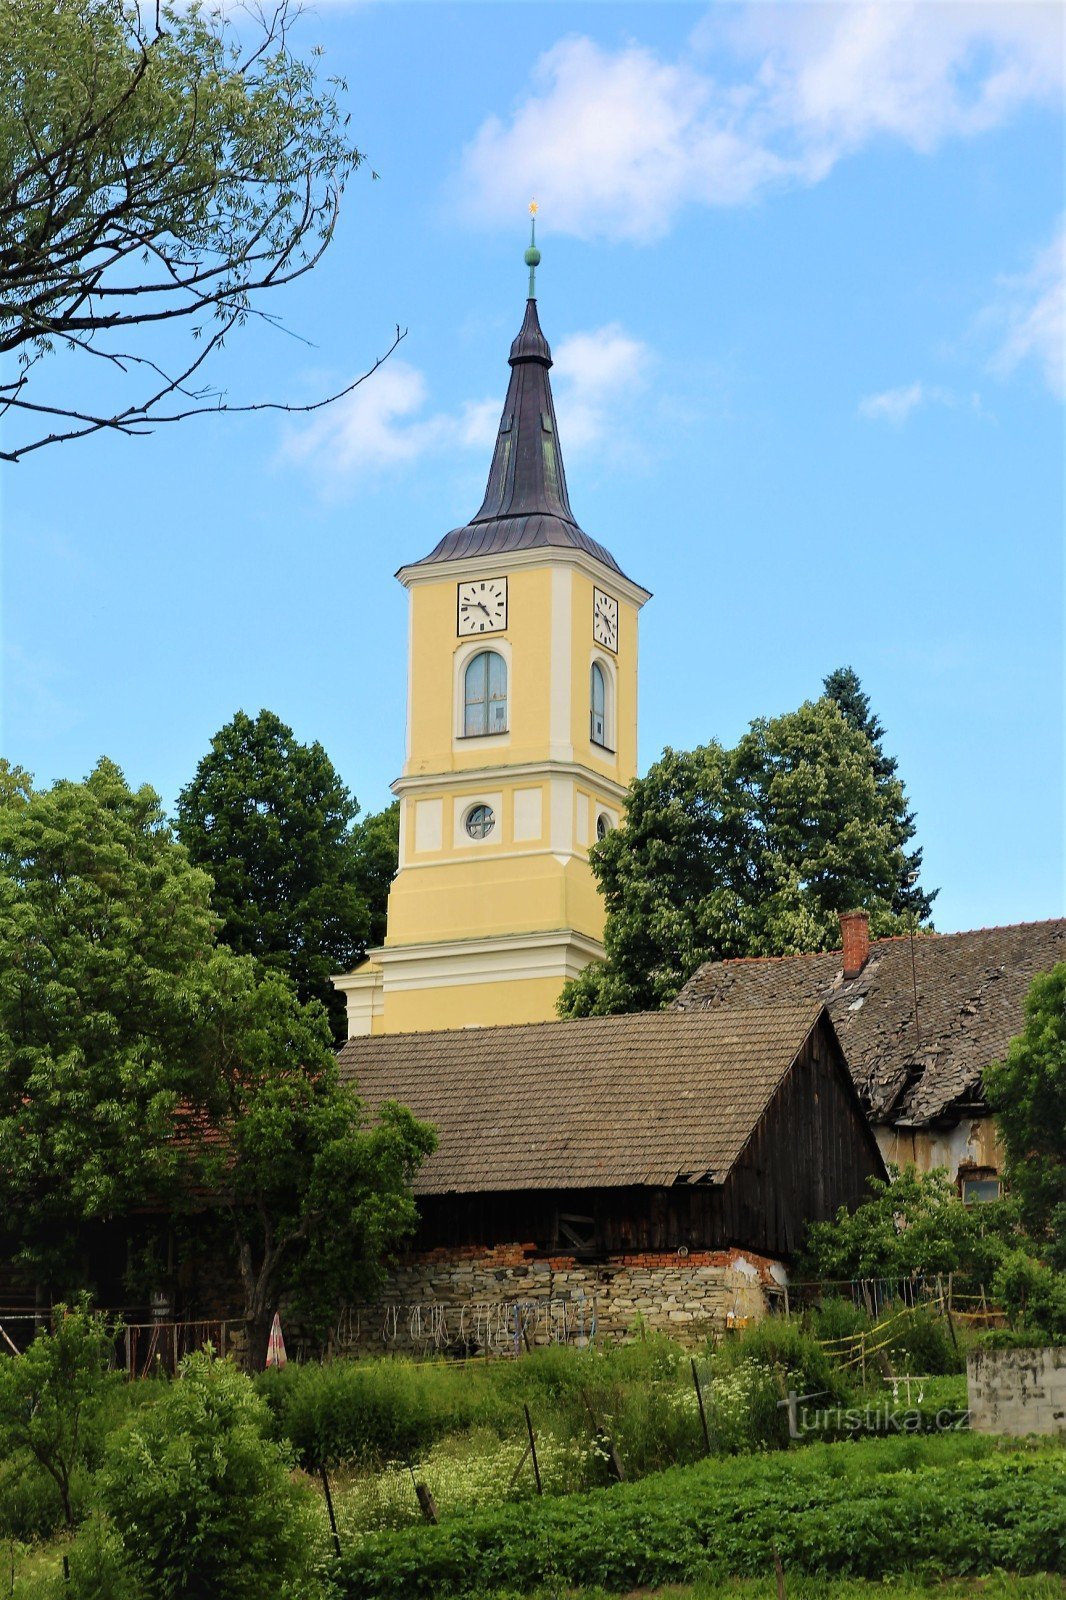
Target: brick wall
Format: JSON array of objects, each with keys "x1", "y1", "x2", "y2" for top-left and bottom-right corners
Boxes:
[
  {"x1": 967, "y1": 1347, "x2": 1066, "y2": 1436},
  {"x1": 335, "y1": 1244, "x2": 785, "y2": 1354}
]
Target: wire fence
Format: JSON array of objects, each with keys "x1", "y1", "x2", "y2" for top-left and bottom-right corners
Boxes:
[
  {"x1": 333, "y1": 1295, "x2": 599, "y2": 1356},
  {"x1": 0, "y1": 1309, "x2": 240, "y2": 1374}
]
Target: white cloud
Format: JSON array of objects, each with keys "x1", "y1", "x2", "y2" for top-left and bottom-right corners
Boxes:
[
  {"x1": 552, "y1": 324, "x2": 651, "y2": 448},
  {"x1": 281, "y1": 325, "x2": 652, "y2": 483},
  {"x1": 985, "y1": 222, "x2": 1065, "y2": 399},
  {"x1": 457, "y1": 8, "x2": 1063, "y2": 241},
  {"x1": 857, "y1": 382, "x2": 970, "y2": 424}
]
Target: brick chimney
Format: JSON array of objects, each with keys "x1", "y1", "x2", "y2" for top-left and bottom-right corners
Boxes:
[{"x1": 840, "y1": 910, "x2": 870, "y2": 978}]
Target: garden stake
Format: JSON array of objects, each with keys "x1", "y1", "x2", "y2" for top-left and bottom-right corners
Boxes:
[
  {"x1": 507, "y1": 1439, "x2": 533, "y2": 1492},
  {"x1": 691, "y1": 1358, "x2": 711, "y2": 1455},
  {"x1": 415, "y1": 1484, "x2": 439, "y2": 1524},
  {"x1": 772, "y1": 1541, "x2": 787, "y2": 1600},
  {"x1": 319, "y1": 1465, "x2": 342, "y2": 1559},
  {"x1": 580, "y1": 1386, "x2": 625, "y2": 1481},
  {"x1": 523, "y1": 1404, "x2": 543, "y2": 1494}
]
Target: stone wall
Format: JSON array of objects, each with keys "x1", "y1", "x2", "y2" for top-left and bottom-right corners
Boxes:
[
  {"x1": 967, "y1": 1346, "x2": 1066, "y2": 1436},
  {"x1": 334, "y1": 1244, "x2": 786, "y2": 1355}
]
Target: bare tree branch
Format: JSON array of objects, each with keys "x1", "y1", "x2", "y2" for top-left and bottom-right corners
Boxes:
[
  {"x1": 0, "y1": 325, "x2": 406, "y2": 461},
  {"x1": 0, "y1": 0, "x2": 383, "y2": 460}
]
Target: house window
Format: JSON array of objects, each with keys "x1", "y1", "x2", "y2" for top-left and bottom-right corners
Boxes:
[
  {"x1": 960, "y1": 1175, "x2": 1003, "y2": 1204},
  {"x1": 590, "y1": 661, "x2": 607, "y2": 747},
  {"x1": 463, "y1": 650, "x2": 507, "y2": 737}
]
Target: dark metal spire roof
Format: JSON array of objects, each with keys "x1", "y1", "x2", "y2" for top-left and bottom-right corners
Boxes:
[{"x1": 408, "y1": 297, "x2": 624, "y2": 576}]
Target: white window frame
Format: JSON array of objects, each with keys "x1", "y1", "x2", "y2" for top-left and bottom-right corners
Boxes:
[
  {"x1": 589, "y1": 651, "x2": 615, "y2": 753},
  {"x1": 454, "y1": 638, "x2": 512, "y2": 745}
]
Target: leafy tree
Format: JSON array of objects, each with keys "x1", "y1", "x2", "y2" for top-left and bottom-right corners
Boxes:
[
  {"x1": 985, "y1": 964, "x2": 1066, "y2": 1268},
  {"x1": 0, "y1": 1302, "x2": 119, "y2": 1533},
  {"x1": 176, "y1": 708, "x2": 393, "y2": 1037},
  {"x1": 100, "y1": 1350, "x2": 324, "y2": 1599},
  {"x1": 0, "y1": 759, "x2": 227, "y2": 1284},
  {"x1": 0, "y1": 759, "x2": 34, "y2": 807},
  {"x1": 823, "y1": 666, "x2": 936, "y2": 923},
  {"x1": 0, "y1": 0, "x2": 402, "y2": 462},
  {"x1": 0, "y1": 761, "x2": 432, "y2": 1342},
  {"x1": 560, "y1": 695, "x2": 932, "y2": 1015},
  {"x1": 800, "y1": 1167, "x2": 1017, "y2": 1284},
  {"x1": 195, "y1": 963, "x2": 435, "y2": 1368},
  {"x1": 350, "y1": 800, "x2": 401, "y2": 951}
]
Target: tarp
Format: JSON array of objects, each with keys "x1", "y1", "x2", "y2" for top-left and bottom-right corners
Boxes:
[{"x1": 265, "y1": 1311, "x2": 287, "y2": 1369}]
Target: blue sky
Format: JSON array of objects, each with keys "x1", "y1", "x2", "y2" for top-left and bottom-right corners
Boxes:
[{"x1": 3, "y1": 2, "x2": 1063, "y2": 934}]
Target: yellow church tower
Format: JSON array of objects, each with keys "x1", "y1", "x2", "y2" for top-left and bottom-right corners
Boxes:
[{"x1": 334, "y1": 227, "x2": 651, "y2": 1036}]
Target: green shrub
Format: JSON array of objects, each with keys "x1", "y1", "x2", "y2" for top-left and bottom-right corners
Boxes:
[
  {"x1": 332, "y1": 1436, "x2": 1064, "y2": 1598},
  {"x1": 256, "y1": 1357, "x2": 493, "y2": 1467},
  {"x1": 993, "y1": 1251, "x2": 1066, "y2": 1338},
  {"x1": 876, "y1": 1304, "x2": 962, "y2": 1375},
  {"x1": 0, "y1": 1453, "x2": 95, "y2": 1541},
  {"x1": 61, "y1": 1518, "x2": 140, "y2": 1600},
  {"x1": 810, "y1": 1295, "x2": 870, "y2": 1344},
  {"x1": 101, "y1": 1351, "x2": 325, "y2": 1599},
  {"x1": 712, "y1": 1317, "x2": 853, "y2": 1404}
]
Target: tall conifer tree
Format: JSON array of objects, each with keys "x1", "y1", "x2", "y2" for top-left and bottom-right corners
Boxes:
[
  {"x1": 823, "y1": 666, "x2": 936, "y2": 923},
  {"x1": 176, "y1": 711, "x2": 396, "y2": 1037}
]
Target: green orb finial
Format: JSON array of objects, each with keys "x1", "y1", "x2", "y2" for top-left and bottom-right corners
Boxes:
[{"x1": 525, "y1": 200, "x2": 540, "y2": 297}]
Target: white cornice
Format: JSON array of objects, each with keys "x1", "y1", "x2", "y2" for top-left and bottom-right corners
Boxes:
[
  {"x1": 391, "y1": 760, "x2": 631, "y2": 805},
  {"x1": 396, "y1": 544, "x2": 652, "y2": 609},
  {"x1": 366, "y1": 929, "x2": 605, "y2": 991}
]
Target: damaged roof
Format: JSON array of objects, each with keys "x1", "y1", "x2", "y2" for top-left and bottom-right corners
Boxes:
[
  {"x1": 673, "y1": 919, "x2": 1066, "y2": 1127},
  {"x1": 336, "y1": 1005, "x2": 825, "y2": 1195}
]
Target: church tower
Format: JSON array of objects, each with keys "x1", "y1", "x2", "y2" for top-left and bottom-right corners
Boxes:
[{"x1": 334, "y1": 231, "x2": 651, "y2": 1036}]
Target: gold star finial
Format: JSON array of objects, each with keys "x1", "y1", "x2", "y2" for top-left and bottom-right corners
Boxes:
[{"x1": 529, "y1": 198, "x2": 538, "y2": 216}]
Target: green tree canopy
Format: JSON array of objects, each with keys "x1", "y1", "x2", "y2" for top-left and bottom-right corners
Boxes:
[
  {"x1": 801, "y1": 1167, "x2": 1017, "y2": 1283},
  {"x1": 0, "y1": 760, "x2": 431, "y2": 1342},
  {"x1": 176, "y1": 709, "x2": 396, "y2": 1038},
  {"x1": 0, "y1": 759, "x2": 227, "y2": 1280},
  {"x1": 985, "y1": 964, "x2": 1066, "y2": 1269},
  {"x1": 0, "y1": 0, "x2": 400, "y2": 461},
  {"x1": 823, "y1": 666, "x2": 936, "y2": 923},
  {"x1": 194, "y1": 959, "x2": 435, "y2": 1365},
  {"x1": 559, "y1": 693, "x2": 935, "y2": 1016}
]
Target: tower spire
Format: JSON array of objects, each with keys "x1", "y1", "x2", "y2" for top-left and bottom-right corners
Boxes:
[
  {"x1": 525, "y1": 199, "x2": 541, "y2": 299},
  {"x1": 406, "y1": 219, "x2": 631, "y2": 579}
]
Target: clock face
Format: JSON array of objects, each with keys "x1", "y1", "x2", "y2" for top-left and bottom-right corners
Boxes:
[
  {"x1": 593, "y1": 588, "x2": 619, "y2": 652},
  {"x1": 458, "y1": 577, "x2": 507, "y2": 636}
]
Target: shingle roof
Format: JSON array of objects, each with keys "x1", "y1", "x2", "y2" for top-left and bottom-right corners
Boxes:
[
  {"x1": 337, "y1": 1006, "x2": 824, "y2": 1195},
  {"x1": 673, "y1": 920, "x2": 1066, "y2": 1126},
  {"x1": 406, "y1": 299, "x2": 628, "y2": 580}
]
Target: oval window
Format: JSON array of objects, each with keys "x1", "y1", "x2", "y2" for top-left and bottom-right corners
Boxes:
[
  {"x1": 596, "y1": 813, "x2": 612, "y2": 841},
  {"x1": 465, "y1": 804, "x2": 495, "y2": 840}
]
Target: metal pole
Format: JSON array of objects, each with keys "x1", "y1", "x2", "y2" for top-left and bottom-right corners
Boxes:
[
  {"x1": 691, "y1": 1358, "x2": 711, "y2": 1455},
  {"x1": 319, "y1": 1466, "x2": 342, "y2": 1559},
  {"x1": 523, "y1": 1404, "x2": 543, "y2": 1494}
]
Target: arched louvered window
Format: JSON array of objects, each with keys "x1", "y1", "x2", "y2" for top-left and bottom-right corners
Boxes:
[
  {"x1": 590, "y1": 661, "x2": 607, "y2": 747},
  {"x1": 464, "y1": 650, "x2": 508, "y2": 737}
]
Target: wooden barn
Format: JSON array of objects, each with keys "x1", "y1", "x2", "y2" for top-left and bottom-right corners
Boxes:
[{"x1": 335, "y1": 1003, "x2": 886, "y2": 1345}]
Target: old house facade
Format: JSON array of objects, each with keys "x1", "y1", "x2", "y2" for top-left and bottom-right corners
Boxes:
[
  {"x1": 335, "y1": 1006, "x2": 886, "y2": 1346},
  {"x1": 674, "y1": 912, "x2": 1066, "y2": 1190}
]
